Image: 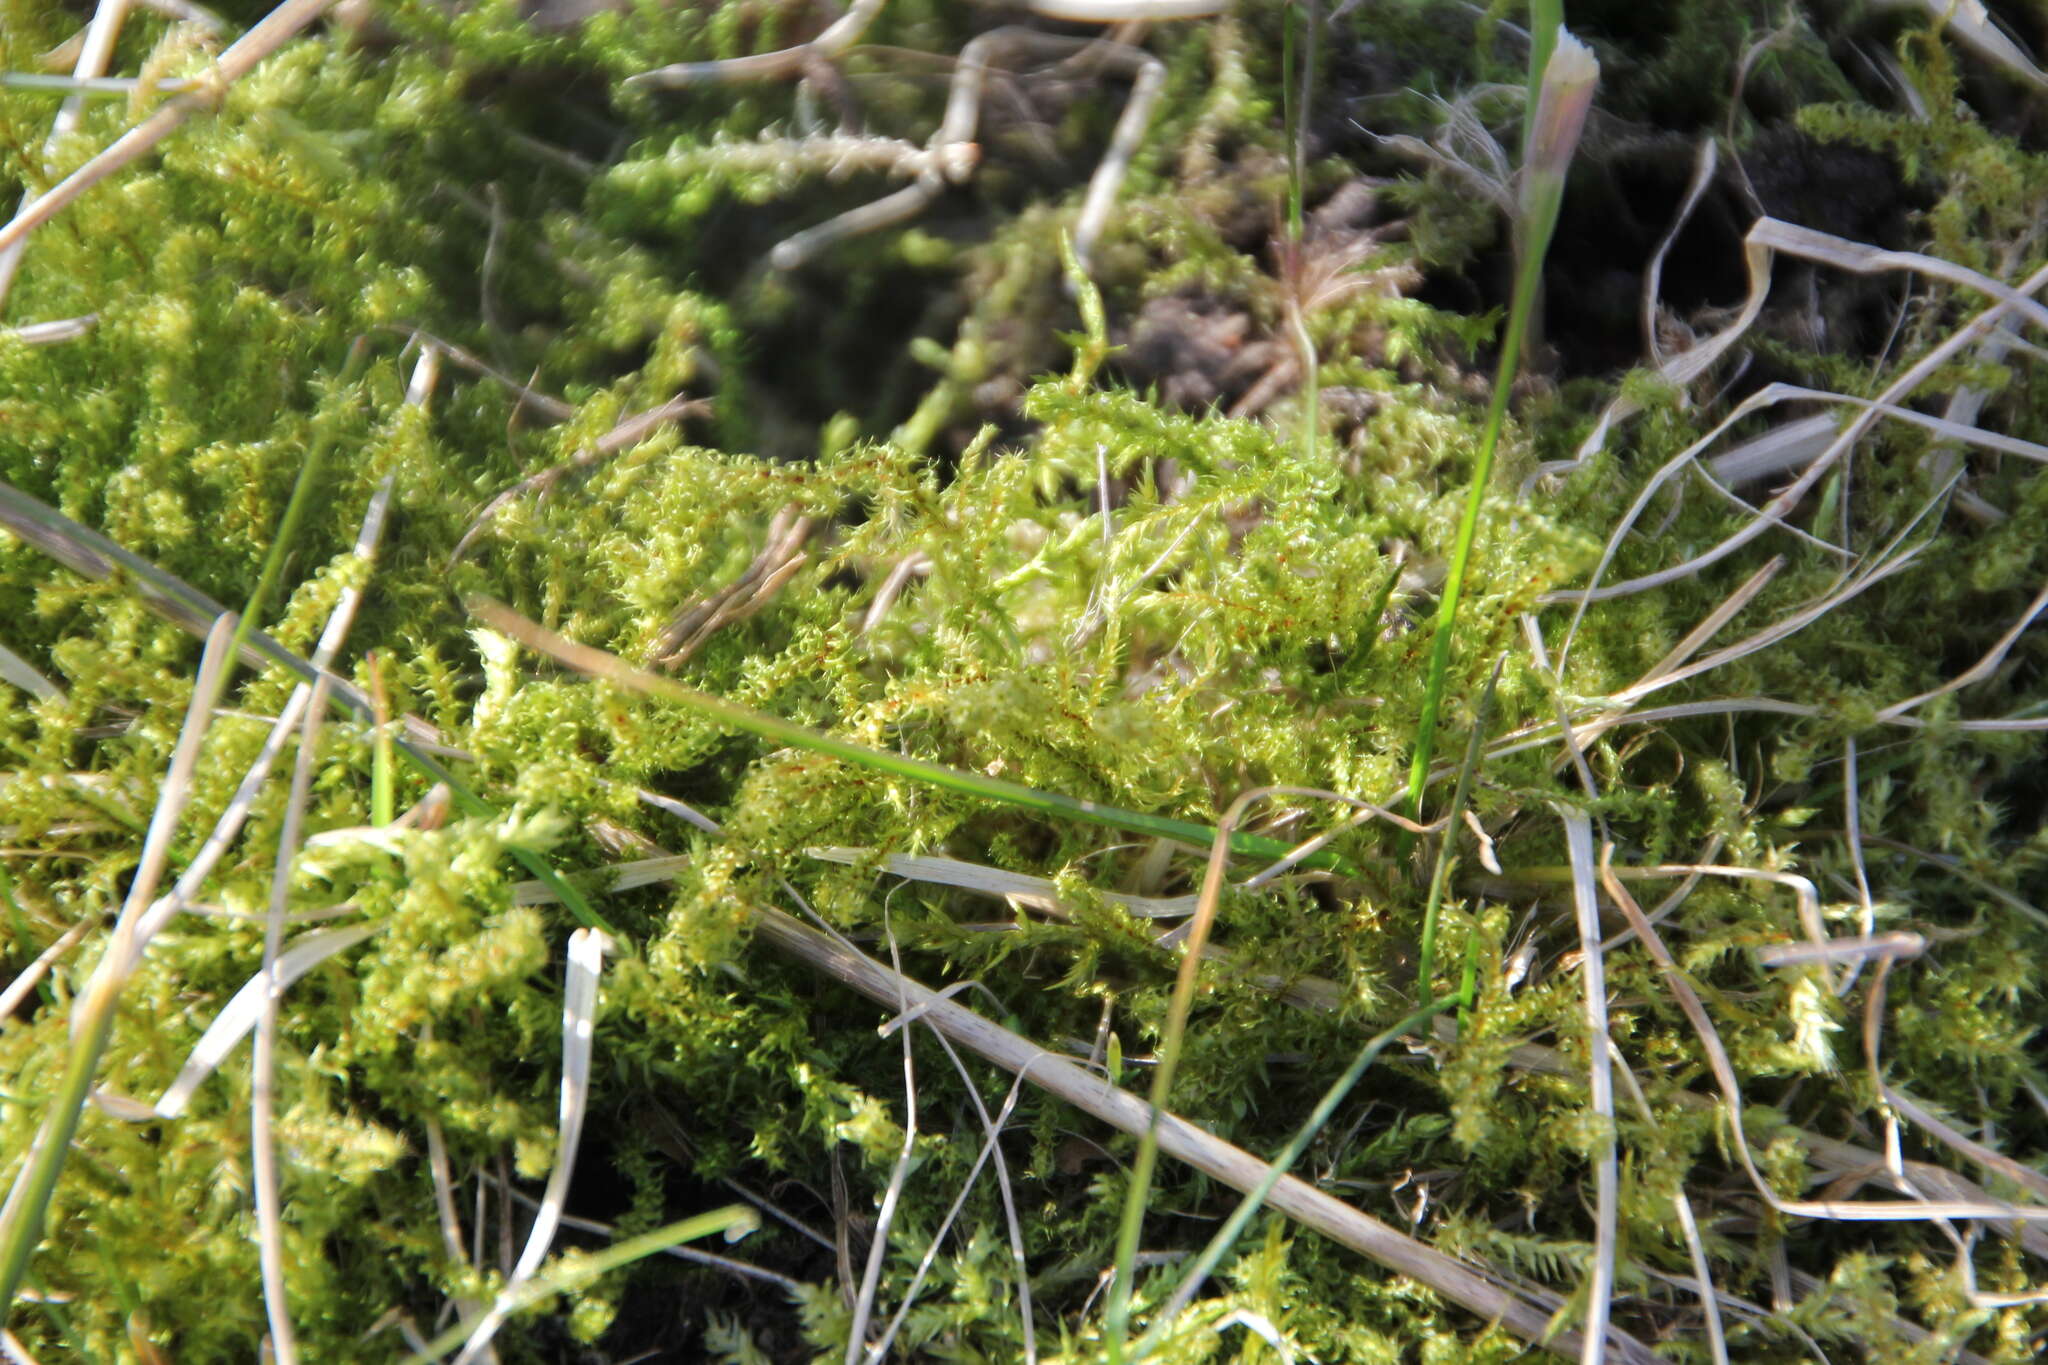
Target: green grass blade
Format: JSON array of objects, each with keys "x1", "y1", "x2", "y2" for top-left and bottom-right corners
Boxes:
[
  {"x1": 468, "y1": 600, "x2": 1353, "y2": 873},
  {"x1": 1524, "y1": 0, "x2": 1564, "y2": 161},
  {"x1": 1402, "y1": 33, "x2": 1595, "y2": 829},
  {"x1": 0, "y1": 617, "x2": 237, "y2": 1307},
  {"x1": 404, "y1": 1206, "x2": 758, "y2": 1363},
  {"x1": 1131, "y1": 995, "x2": 1463, "y2": 1358},
  {"x1": 220, "y1": 341, "x2": 369, "y2": 691},
  {"x1": 369, "y1": 651, "x2": 396, "y2": 827},
  {"x1": 0, "y1": 478, "x2": 617, "y2": 936},
  {"x1": 1415, "y1": 657, "x2": 1503, "y2": 1000},
  {"x1": 1105, "y1": 785, "x2": 1274, "y2": 1360}
]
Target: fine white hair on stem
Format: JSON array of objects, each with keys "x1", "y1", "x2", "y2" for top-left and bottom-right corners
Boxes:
[
  {"x1": 1555, "y1": 807, "x2": 1618, "y2": 1365},
  {"x1": 450, "y1": 928, "x2": 613, "y2": 1365}
]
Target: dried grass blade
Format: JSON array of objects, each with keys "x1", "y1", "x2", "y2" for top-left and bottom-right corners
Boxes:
[
  {"x1": 449, "y1": 394, "x2": 709, "y2": 566},
  {"x1": 805, "y1": 847, "x2": 1199, "y2": 919},
  {"x1": 422, "y1": 1113, "x2": 493, "y2": 1353},
  {"x1": 404, "y1": 1206, "x2": 757, "y2": 1363},
  {"x1": 748, "y1": 901, "x2": 1654, "y2": 1362},
  {"x1": 150, "y1": 922, "x2": 377, "y2": 1119},
  {"x1": 0, "y1": 641, "x2": 60, "y2": 700},
  {"x1": 1672, "y1": 1192, "x2": 1729, "y2": 1365},
  {"x1": 124, "y1": 475, "x2": 394, "y2": 968},
  {"x1": 1596, "y1": 854, "x2": 2048, "y2": 1223},
  {"x1": 1135, "y1": 995, "x2": 1460, "y2": 1353},
  {"x1": 1875, "y1": 576, "x2": 2048, "y2": 720},
  {"x1": 251, "y1": 675, "x2": 331, "y2": 1364},
  {"x1": 1754, "y1": 932, "x2": 1924, "y2": 969},
  {"x1": 0, "y1": 478, "x2": 615, "y2": 933},
  {"x1": 0, "y1": 0, "x2": 130, "y2": 307},
  {"x1": 1553, "y1": 222, "x2": 2048, "y2": 634},
  {"x1": 448, "y1": 927, "x2": 612, "y2": 1365},
  {"x1": 0, "y1": 615, "x2": 236, "y2": 1305},
  {"x1": 0, "y1": 316, "x2": 97, "y2": 346},
  {"x1": 0, "y1": 915, "x2": 100, "y2": 1022},
  {"x1": 0, "y1": 0, "x2": 336, "y2": 258},
  {"x1": 1556, "y1": 806, "x2": 1618, "y2": 1365}
]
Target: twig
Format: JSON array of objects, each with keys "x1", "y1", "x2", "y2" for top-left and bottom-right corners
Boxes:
[
  {"x1": 449, "y1": 394, "x2": 710, "y2": 566},
  {"x1": 627, "y1": 0, "x2": 887, "y2": 87},
  {"x1": 649, "y1": 503, "x2": 813, "y2": 667},
  {"x1": 0, "y1": 0, "x2": 337, "y2": 260},
  {"x1": 747, "y1": 901, "x2": 1656, "y2": 1362},
  {"x1": 0, "y1": 0, "x2": 132, "y2": 310}
]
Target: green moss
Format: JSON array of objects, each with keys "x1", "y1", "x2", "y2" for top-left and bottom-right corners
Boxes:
[{"x1": 2, "y1": 0, "x2": 2047, "y2": 1360}]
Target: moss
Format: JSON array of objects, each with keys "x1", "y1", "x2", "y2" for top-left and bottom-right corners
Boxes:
[{"x1": 2, "y1": 0, "x2": 2047, "y2": 1360}]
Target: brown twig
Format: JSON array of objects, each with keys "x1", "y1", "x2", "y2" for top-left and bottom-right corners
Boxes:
[
  {"x1": 0, "y1": 0, "x2": 336, "y2": 259},
  {"x1": 648, "y1": 503, "x2": 814, "y2": 667},
  {"x1": 448, "y1": 394, "x2": 710, "y2": 566},
  {"x1": 748, "y1": 900, "x2": 1657, "y2": 1363}
]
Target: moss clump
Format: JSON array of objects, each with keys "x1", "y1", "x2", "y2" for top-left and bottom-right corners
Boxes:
[{"x1": 2, "y1": 0, "x2": 2047, "y2": 1361}]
